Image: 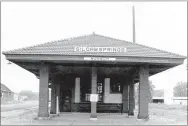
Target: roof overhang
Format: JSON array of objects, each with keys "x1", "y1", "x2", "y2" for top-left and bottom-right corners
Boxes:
[
  {"x1": 4, "y1": 53, "x2": 185, "y2": 83},
  {"x1": 3, "y1": 33, "x2": 186, "y2": 85},
  {"x1": 5, "y1": 54, "x2": 185, "y2": 65}
]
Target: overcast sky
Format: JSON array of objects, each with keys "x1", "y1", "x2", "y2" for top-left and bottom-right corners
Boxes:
[{"x1": 1, "y1": 2, "x2": 187, "y2": 93}]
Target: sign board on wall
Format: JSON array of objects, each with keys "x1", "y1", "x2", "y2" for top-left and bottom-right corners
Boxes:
[
  {"x1": 90, "y1": 94, "x2": 98, "y2": 102},
  {"x1": 84, "y1": 57, "x2": 116, "y2": 61},
  {"x1": 74, "y1": 47, "x2": 127, "y2": 53}
]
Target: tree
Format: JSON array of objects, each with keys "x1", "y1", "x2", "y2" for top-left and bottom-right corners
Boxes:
[
  {"x1": 149, "y1": 81, "x2": 156, "y2": 100},
  {"x1": 173, "y1": 81, "x2": 187, "y2": 97},
  {"x1": 135, "y1": 80, "x2": 155, "y2": 103}
]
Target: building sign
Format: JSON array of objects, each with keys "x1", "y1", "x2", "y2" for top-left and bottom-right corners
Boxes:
[
  {"x1": 84, "y1": 57, "x2": 116, "y2": 61},
  {"x1": 74, "y1": 46, "x2": 127, "y2": 53},
  {"x1": 90, "y1": 94, "x2": 98, "y2": 102}
]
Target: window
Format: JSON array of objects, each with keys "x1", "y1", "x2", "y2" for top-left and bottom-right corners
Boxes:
[
  {"x1": 97, "y1": 83, "x2": 103, "y2": 94},
  {"x1": 111, "y1": 82, "x2": 121, "y2": 93},
  {"x1": 85, "y1": 93, "x2": 90, "y2": 101},
  {"x1": 97, "y1": 83, "x2": 103, "y2": 102}
]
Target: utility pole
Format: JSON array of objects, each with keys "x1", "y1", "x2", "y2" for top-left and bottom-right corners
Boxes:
[{"x1": 132, "y1": 6, "x2": 136, "y2": 43}]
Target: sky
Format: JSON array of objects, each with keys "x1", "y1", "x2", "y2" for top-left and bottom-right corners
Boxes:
[{"x1": 1, "y1": 2, "x2": 187, "y2": 93}]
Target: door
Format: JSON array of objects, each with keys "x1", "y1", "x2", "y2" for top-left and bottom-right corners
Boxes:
[{"x1": 62, "y1": 89, "x2": 72, "y2": 112}]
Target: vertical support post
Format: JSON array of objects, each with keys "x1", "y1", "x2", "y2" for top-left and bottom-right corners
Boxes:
[
  {"x1": 122, "y1": 77, "x2": 129, "y2": 113},
  {"x1": 90, "y1": 67, "x2": 97, "y2": 119},
  {"x1": 75, "y1": 78, "x2": 80, "y2": 103},
  {"x1": 38, "y1": 64, "x2": 49, "y2": 117},
  {"x1": 50, "y1": 83, "x2": 56, "y2": 114},
  {"x1": 56, "y1": 96, "x2": 59, "y2": 115},
  {"x1": 71, "y1": 82, "x2": 75, "y2": 104},
  {"x1": 138, "y1": 65, "x2": 149, "y2": 119},
  {"x1": 56, "y1": 84, "x2": 60, "y2": 115},
  {"x1": 128, "y1": 78, "x2": 135, "y2": 116},
  {"x1": 104, "y1": 78, "x2": 110, "y2": 103},
  {"x1": 71, "y1": 80, "x2": 75, "y2": 112}
]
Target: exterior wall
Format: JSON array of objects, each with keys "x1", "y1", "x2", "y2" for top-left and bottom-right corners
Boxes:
[
  {"x1": 1, "y1": 91, "x2": 25, "y2": 102},
  {"x1": 13, "y1": 93, "x2": 19, "y2": 101},
  {"x1": 1, "y1": 91, "x2": 14, "y2": 102},
  {"x1": 104, "y1": 78, "x2": 122, "y2": 103}
]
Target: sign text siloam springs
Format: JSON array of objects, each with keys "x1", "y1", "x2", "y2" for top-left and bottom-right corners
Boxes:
[{"x1": 74, "y1": 47, "x2": 127, "y2": 53}]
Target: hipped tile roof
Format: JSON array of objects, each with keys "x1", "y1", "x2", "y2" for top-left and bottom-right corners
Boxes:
[{"x1": 2, "y1": 33, "x2": 186, "y2": 59}]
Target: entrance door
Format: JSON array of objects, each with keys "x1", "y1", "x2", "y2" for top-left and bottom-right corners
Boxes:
[{"x1": 62, "y1": 89, "x2": 72, "y2": 112}]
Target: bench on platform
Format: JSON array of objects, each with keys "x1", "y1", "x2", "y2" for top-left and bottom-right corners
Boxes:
[{"x1": 77, "y1": 102, "x2": 122, "y2": 113}]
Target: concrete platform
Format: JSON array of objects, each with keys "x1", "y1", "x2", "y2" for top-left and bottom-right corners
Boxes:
[
  {"x1": 1, "y1": 111, "x2": 187, "y2": 125},
  {"x1": 2, "y1": 103, "x2": 187, "y2": 125},
  {"x1": 29, "y1": 112, "x2": 183, "y2": 125}
]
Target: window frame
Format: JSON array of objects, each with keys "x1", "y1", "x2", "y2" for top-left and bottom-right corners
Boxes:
[{"x1": 110, "y1": 79, "x2": 122, "y2": 94}]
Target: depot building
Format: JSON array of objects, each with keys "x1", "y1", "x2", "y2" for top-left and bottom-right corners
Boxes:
[{"x1": 3, "y1": 33, "x2": 186, "y2": 119}]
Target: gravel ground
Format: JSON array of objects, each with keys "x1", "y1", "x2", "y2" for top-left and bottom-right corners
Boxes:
[
  {"x1": 1, "y1": 100, "x2": 38, "y2": 112},
  {"x1": 1, "y1": 108, "x2": 38, "y2": 125}
]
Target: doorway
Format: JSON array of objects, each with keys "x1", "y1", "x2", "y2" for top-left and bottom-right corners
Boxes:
[{"x1": 61, "y1": 89, "x2": 72, "y2": 112}]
